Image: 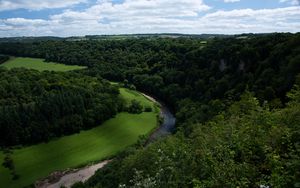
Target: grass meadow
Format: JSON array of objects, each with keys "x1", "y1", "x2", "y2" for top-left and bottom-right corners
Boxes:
[
  {"x1": 0, "y1": 57, "x2": 86, "y2": 71},
  {"x1": 0, "y1": 83, "x2": 159, "y2": 188}
]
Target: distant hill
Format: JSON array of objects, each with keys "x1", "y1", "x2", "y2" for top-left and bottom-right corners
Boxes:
[
  {"x1": 0, "y1": 33, "x2": 234, "y2": 42},
  {"x1": 2, "y1": 33, "x2": 296, "y2": 42},
  {"x1": 0, "y1": 36, "x2": 63, "y2": 43}
]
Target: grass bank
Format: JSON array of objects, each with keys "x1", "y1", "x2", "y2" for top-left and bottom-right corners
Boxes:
[
  {"x1": 0, "y1": 57, "x2": 86, "y2": 71},
  {"x1": 0, "y1": 87, "x2": 159, "y2": 188}
]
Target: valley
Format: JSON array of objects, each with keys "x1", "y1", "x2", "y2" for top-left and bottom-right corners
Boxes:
[
  {"x1": 0, "y1": 85, "x2": 160, "y2": 188},
  {"x1": 0, "y1": 33, "x2": 299, "y2": 188}
]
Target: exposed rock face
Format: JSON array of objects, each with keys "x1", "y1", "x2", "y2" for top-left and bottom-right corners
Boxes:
[
  {"x1": 219, "y1": 59, "x2": 227, "y2": 72},
  {"x1": 239, "y1": 61, "x2": 245, "y2": 71}
]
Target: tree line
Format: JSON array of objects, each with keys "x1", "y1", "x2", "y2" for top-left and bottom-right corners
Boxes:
[{"x1": 0, "y1": 68, "x2": 123, "y2": 147}]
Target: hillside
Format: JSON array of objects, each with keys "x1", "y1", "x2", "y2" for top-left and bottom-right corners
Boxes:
[{"x1": 0, "y1": 33, "x2": 299, "y2": 187}]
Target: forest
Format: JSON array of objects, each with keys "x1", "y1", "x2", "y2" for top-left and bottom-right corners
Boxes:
[
  {"x1": 1, "y1": 34, "x2": 299, "y2": 110},
  {"x1": 81, "y1": 83, "x2": 300, "y2": 188},
  {"x1": 0, "y1": 55, "x2": 9, "y2": 64},
  {"x1": 0, "y1": 33, "x2": 299, "y2": 187},
  {"x1": 0, "y1": 68, "x2": 122, "y2": 146}
]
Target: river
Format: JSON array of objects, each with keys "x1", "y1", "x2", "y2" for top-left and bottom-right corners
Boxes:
[
  {"x1": 36, "y1": 92, "x2": 176, "y2": 188},
  {"x1": 142, "y1": 93, "x2": 176, "y2": 143}
]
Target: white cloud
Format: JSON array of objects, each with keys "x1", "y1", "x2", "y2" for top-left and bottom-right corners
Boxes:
[
  {"x1": 0, "y1": 0, "x2": 87, "y2": 11},
  {"x1": 199, "y1": 6, "x2": 300, "y2": 33},
  {"x1": 224, "y1": 0, "x2": 240, "y2": 3},
  {"x1": 279, "y1": 0, "x2": 300, "y2": 5},
  {"x1": 3, "y1": 18, "x2": 49, "y2": 26},
  {"x1": 0, "y1": 0, "x2": 300, "y2": 37},
  {"x1": 86, "y1": 0, "x2": 211, "y2": 19}
]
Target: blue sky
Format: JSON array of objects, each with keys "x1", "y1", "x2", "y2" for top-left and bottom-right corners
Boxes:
[{"x1": 0, "y1": 0, "x2": 299, "y2": 37}]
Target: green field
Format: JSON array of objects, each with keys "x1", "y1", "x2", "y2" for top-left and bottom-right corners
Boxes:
[
  {"x1": 0, "y1": 88, "x2": 159, "y2": 188},
  {"x1": 0, "y1": 57, "x2": 86, "y2": 71}
]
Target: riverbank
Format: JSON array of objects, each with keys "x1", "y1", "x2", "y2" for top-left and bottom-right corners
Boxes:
[
  {"x1": 37, "y1": 92, "x2": 175, "y2": 188},
  {"x1": 0, "y1": 88, "x2": 158, "y2": 188},
  {"x1": 36, "y1": 160, "x2": 111, "y2": 188}
]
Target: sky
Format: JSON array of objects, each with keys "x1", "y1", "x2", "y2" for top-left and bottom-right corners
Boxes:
[{"x1": 0, "y1": 0, "x2": 299, "y2": 37}]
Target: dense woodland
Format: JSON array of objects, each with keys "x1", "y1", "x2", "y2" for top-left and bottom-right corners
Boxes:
[
  {"x1": 0, "y1": 68, "x2": 122, "y2": 146},
  {"x1": 1, "y1": 34, "x2": 300, "y2": 111},
  {"x1": 0, "y1": 33, "x2": 299, "y2": 187},
  {"x1": 0, "y1": 55, "x2": 9, "y2": 64},
  {"x1": 80, "y1": 83, "x2": 300, "y2": 188}
]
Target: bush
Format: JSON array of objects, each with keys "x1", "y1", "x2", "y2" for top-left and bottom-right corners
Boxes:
[
  {"x1": 144, "y1": 106, "x2": 152, "y2": 112},
  {"x1": 0, "y1": 55, "x2": 9, "y2": 64},
  {"x1": 128, "y1": 100, "x2": 143, "y2": 114}
]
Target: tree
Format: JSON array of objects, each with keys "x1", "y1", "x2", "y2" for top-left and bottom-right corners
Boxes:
[
  {"x1": 128, "y1": 100, "x2": 143, "y2": 114},
  {"x1": 144, "y1": 106, "x2": 152, "y2": 112},
  {"x1": 2, "y1": 150, "x2": 19, "y2": 180}
]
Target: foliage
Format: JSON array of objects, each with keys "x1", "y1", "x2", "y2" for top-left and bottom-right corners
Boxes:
[
  {"x1": 0, "y1": 90, "x2": 159, "y2": 188},
  {"x1": 0, "y1": 54, "x2": 9, "y2": 64},
  {"x1": 0, "y1": 68, "x2": 122, "y2": 146},
  {"x1": 2, "y1": 150, "x2": 19, "y2": 180},
  {"x1": 0, "y1": 33, "x2": 300, "y2": 187},
  {"x1": 144, "y1": 106, "x2": 152, "y2": 112},
  {"x1": 81, "y1": 86, "x2": 300, "y2": 188},
  {"x1": 0, "y1": 33, "x2": 299, "y2": 113},
  {"x1": 127, "y1": 100, "x2": 144, "y2": 114}
]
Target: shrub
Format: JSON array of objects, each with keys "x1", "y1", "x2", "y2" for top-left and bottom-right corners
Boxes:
[
  {"x1": 128, "y1": 100, "x2": 143, "y2": 114},
  {"x1": 144, "y1": 106, "x2": 152, "y2": 112}
]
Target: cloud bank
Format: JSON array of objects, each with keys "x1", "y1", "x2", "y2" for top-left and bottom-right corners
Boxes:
[
  {"x1": 280, "y1": 0, "x2": 300, "y2": 5},
  {"x1": 224, "y1": 0, "x2": 241, "y2": 3},
  {"x1": 0, "y1": 0, "x2": 299, "y2": 36},
  {"x1": 0, "y1": 0, "x2": 87, "y2": 11}
]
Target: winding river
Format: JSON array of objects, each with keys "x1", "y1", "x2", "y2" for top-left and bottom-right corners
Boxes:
[
  {"x1": 37, "y1": 92, "x2": 176, "y2": 188},
  {"x1": 142, "y1": 93, "x2": 176, "y2": 143}
]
